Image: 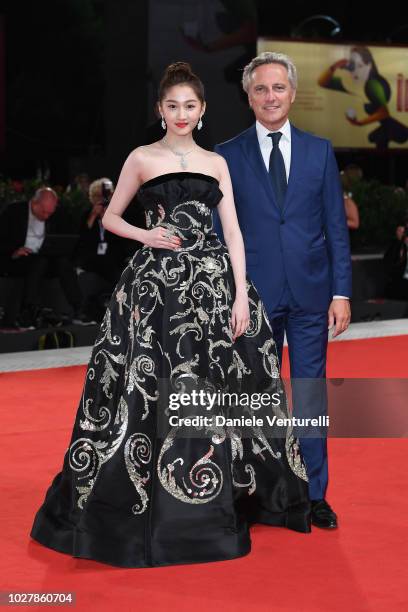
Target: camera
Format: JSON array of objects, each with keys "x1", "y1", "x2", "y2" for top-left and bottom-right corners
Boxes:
[{"x1": 101, "y1": 180, "x2": 113, "y2": 207}]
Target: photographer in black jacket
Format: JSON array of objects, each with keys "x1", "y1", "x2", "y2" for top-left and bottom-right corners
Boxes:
[
  {"x1": 74, "y1": 178, "x2": 130, "y2": 318},
  {"x1": 0, "y1": 187, "x2": 93, "y2": 328}
]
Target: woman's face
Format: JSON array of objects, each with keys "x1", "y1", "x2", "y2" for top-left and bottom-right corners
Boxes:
[
  {"x1": 350, "y1": 51, "x2": 372, "y2": 83},
  {"x1": 159, "y1": 85, "x2": 204, "y2": 136}
]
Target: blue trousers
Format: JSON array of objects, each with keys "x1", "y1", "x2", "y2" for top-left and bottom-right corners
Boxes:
[{"x1": 268, "y1": 283, "x2": 329, "y2": 500}]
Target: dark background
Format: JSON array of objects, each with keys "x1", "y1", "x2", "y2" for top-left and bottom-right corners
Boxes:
[{"x1": 2, "y1": 0, "x2": 408, "y2": 184}]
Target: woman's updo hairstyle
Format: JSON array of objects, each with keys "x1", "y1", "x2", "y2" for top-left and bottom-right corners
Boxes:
[{"x1": 158, "y1": 62, "x2": 205, "y2": 103}]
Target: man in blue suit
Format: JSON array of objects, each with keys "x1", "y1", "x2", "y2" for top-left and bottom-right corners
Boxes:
[{"x1": 214, "y1": 52, "x2": 352, "y2": 529}]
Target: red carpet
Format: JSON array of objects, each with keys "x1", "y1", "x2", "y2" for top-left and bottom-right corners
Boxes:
[{"x1": 1, "y1": 336, "x2": 407, "y2": 611}]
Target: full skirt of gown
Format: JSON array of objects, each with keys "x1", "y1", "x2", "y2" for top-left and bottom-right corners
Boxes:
[{"x1": 30, "y1": 172, "x2": 310, "y2": 568}]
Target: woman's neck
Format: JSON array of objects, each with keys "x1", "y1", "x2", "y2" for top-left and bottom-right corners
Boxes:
[{"x1": 162, "y1": 131, "x2": 196, "y2": 151}]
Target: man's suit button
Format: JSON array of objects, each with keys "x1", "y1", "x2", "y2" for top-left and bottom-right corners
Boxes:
[{"x1": 280, "y1": 219, "x2": 285, "y2": 225}]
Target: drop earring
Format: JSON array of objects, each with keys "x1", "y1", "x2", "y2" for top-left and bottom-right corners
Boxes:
[
  {"x1": 161, "y1": 116, "x2": 166, "y2": 130},
  {"x1": 197, "y1": 115, "x2": 203, "y2": 130}
]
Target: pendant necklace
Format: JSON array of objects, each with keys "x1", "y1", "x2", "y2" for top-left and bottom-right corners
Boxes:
[{"x1": 161, "y1": 137, "x2": 196, "y2": 170}]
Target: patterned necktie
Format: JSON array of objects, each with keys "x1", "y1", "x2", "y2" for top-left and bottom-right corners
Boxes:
[{"x1": 268, "y1": 131, "x2": 287, "y2": 210}]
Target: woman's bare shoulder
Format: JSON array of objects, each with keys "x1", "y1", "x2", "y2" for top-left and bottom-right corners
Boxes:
[
  {"x1": 210, "y1": 150, "x2": 229, "y2": 174},
  {"x1": 129, "y1": 142, "x2": 162, "y2": 161},
  {"x1": 196, "y1": 146, "x2": 219, "y2": 159},
  {"x1": 196, "y1": 147, "x2": 228, "y2": 178}
]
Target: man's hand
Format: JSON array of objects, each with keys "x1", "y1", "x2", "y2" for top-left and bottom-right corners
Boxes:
[
  {"x1": 87, "y1": 204, "x2": 105, "y2": 228},
  {"x1": 328, "y1": 299, "x2": 351, "y2": 338},
  {"x1": 11, "y1": 246, "x2": 32, "y2": 259}
]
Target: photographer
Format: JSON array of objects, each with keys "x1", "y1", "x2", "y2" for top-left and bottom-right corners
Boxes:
[
  {"x1": 383, "y1": 224, "x2": 408, "y2": 300},
  {"x1": 75, "y1": 178, "x2": 127, "y2": 316},
  {"x1": 0, "y1": 187, "x2": 92, "y2": 328}
]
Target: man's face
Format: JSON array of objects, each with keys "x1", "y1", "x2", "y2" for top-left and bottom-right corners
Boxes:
[
  {"x1": 247, "y1": 63, "x2": 296, "y2": 131},
  {"x1": 92, "y1": 190, "x2": 105, "y2": 206},
  {"x1": 33, "y1": 194, "x2": 58, "y2": 220}
]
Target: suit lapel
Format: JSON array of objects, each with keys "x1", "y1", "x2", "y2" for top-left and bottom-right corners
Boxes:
[
  {"x1": 284, "y1": 124, "x2": 304, "y2": 212},
  {"x1": 240, "y1": 124, "x2": 279, "y2": 210}
]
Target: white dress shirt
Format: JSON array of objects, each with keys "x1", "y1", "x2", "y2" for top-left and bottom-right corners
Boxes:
[
  {"x1": 256, "y1": 119, "x2": 291, "y2": 180},
  {"x1": 24, "y1": 203, "x2": 45, "y2": 253},
  {"x1": 255, "y1": 119, "x2": 349, "y2": 301}
]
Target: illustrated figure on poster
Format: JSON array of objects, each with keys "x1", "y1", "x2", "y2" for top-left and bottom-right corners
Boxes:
[{"x1": 318, "y1": 46, "x2": 408, "y2": 149}]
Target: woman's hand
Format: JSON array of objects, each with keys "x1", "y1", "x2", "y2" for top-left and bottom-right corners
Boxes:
[
  {"x1": 141, "y1": 227, "x2": 182, "y2": 250},
  {"x1": 231, "y1": 291, "x2": 250, "y2": 341}
]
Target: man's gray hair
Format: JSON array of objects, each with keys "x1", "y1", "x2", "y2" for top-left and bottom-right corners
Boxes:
[
  {"x1": 32, "y1": 186, "x2": 58, "y2": 201},
  {"x1": 242, "y1": 52, "x2": 298, "y2": 92}
]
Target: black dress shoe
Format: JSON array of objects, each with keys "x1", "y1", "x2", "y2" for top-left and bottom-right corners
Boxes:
[{"x1": 311, "y1": 499, "x2": 338, "y2": 529}]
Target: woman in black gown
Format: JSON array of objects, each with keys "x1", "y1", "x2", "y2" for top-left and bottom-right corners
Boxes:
[{"x1": 30, "y1": 62, "x2": 311, "y2": 568}]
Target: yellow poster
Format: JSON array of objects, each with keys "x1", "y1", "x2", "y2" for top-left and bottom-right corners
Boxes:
[{"x1": 258, "y1": 39, "x2": 408, "y2": 149}]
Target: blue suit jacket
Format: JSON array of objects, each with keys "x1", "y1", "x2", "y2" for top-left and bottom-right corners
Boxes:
[{"x1": 214, "y1": 123, "x2": 352, "y2": 314}]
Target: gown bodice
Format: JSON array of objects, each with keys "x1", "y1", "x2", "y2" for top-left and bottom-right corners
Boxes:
[{"x1": 137, "y1": 172, "x2": 223, "y2": 245}]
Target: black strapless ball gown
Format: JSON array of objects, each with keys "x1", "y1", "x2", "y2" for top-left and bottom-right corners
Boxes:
[{"x1": 30, "y1": 172, "x2": 310, "y2": 568}]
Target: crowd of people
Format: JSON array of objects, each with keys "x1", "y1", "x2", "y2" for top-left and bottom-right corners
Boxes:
[{"x1": 0, "y1": 177, "x2": 142, "y2": 330}]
